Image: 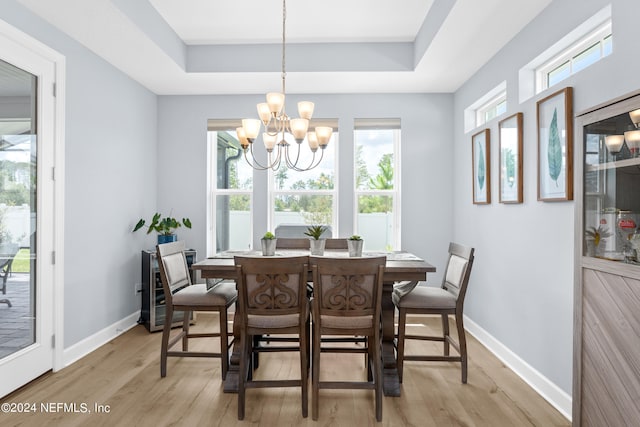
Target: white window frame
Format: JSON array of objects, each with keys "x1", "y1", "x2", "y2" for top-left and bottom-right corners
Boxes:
[
  {"x1": 519, "y1": 5, "x2": 612, "y2": 103},
  {"x1": 268, "y1": 120, "x2": 339, "y2": 235},
  {"x1": 207, "y1": 123, "x2": 254, "y2": 255},
  {"x1": 353, "y1": 119, "x2": 401, "y2": 250},
  {"x1": 464, "y1": 81, "x2": 507, "y2": 133},
  {"x1": 536, "y1": 20, "x2": 612, "y2": 92}
]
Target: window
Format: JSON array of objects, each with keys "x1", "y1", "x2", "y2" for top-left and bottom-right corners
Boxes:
[
  {"x1": 519, "y1": 5, "x2": 612, "y2": 102},
  {"x1": 353, "y1": 119, "x2": 400, "y2": 251},
  {"x1": 464, "y1": 81, "x2": 507, "y2": 132},
  {"x1": 208, "y1": 120, "x2": 253, "y2": 253},
  {"x1": 476, "y1": 94, "x2": 507, "y2": 127},
  {"x1": 269, "y1": 119, "x2": 338, "y2": 234},
  {"x1": 537, "y1": 21, "x2": 612, "y2": 91}
]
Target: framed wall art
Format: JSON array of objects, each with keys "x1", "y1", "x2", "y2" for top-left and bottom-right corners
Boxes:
[
  {"x1": 472, "y1": 128, "x2": 490, "y2": 204},
  {"x1": 537, "y1": 87, "x2": 573, "y2": 201},
  {"x1": 499, "y1": 113, "x2": 523, "y2": 203}
]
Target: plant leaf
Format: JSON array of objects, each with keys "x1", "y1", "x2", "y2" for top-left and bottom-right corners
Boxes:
[
  {"x1": 477, "y1": 141, "x2": 485, "y2": 190},
  {"x1": 547, "y1": 108, "x2": 562, "y2": 185},
  {"x1": 132, "y1": 219, "x2": 145, "y2": 232}
]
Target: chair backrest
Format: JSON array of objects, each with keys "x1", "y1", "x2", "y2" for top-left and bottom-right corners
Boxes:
[
  {"x1": 276, "y1": 238, "x2": 348, "y2": 250},
  {"x1": 441, "y1": 242, "x2": 475, "y2": 303},
  {"x1": 234, "y1": 255, "x2": 309, "y2": 318},
  {"x1": 157, "y1": 241, "x2": 192, "y2": 305},
  {"x1": 274, "y1": 224, "x2": 332, "y2": 238},
  {"x1": 311, "y1": 256, "x2": 386, "y2": 320}
]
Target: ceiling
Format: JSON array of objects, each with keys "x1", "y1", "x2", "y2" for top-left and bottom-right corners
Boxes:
[{"x1": 15, "y1": 0, "x2": 552, "y2": 95}]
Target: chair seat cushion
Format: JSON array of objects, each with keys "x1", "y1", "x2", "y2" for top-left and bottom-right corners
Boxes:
[
  {"x1": 248, "y1": 309, "x2": 308, "y2": 329},
  {"x1": 173, "y1": 283, "x2": 236, "y2": 307},
  {"x1": 320, "y1": 314, "x2": 373, "y2": 329},
  {"x1": 392, "y1": 285, "x2": 456, "y2": 309}
]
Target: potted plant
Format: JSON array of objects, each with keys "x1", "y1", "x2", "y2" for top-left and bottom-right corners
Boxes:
[
  {"x1": 133, "y1": 212, "x2": 192, "y2": 244},
  {"x1": 261, "y1": 231, "x2": 277, "y2": 256},
  {"x1": 347, "y1": 235, "x2": 364, "y2": 257},
  {"x1": 585, "y1": 225, "x2": 611, "y2": 257},
  {"x1": 305, "y1": 225, "x2": 327, "y2": 255}
]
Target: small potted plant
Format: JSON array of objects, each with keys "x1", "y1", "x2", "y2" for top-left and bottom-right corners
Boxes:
[
  {"x1": 585, "y1": 225, "x2": 612, "y2": 257},
  {"x1": 305, "y1": 225, "x2": 327, "y2": 255},
  {"x1": 133, "y1": 212, "x2": 192, "y2": 244},
  {"x1": 347, "y1": 235, "x2": 364, "y2": 257},
  {"x1": 261, "y1": 231, "x2": 277, "y2": 256}
]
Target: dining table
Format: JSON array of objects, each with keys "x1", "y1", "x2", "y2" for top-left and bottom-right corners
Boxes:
[{"x1": 192, "y1": 248, "x2": 435, "y2": 397}]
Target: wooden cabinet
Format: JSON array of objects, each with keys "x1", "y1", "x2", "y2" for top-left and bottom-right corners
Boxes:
[
  {"x1": 574, "y1": 91, "x2": 640, "y2": 425},
  {"x1": 140, "y1": 249, "x2": 196, "y2": 332}
]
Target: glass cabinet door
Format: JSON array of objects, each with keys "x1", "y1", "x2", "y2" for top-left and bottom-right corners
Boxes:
[{"x1": 583, "y1": 107, "x2": 640, "y2": 262}]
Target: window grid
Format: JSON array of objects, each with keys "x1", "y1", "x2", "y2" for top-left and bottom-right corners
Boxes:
[
  {"x1": 538, "y1": 21, "x2": 612, "y2": 92},
  {"x1": 476, "y1": 94, "x2": 507, "y2": 127}
]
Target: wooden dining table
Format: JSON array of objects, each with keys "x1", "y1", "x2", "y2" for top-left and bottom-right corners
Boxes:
[{"x1": 192, "y1": 249, "x2": 435, "y2": 397}]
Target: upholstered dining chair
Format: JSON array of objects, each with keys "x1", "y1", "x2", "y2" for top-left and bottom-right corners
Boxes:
[
  {"x1": 156, "y1": 241, "x2": 236, "y2": 380},
  {"x1": 392, "y1": 242, "x2": 475, "y2": 383},
  {"x1": 310, "y1": 256, "x2": 386, "y2": 422},
  {"x1": 233, "y1": 255, "x2": 310, "y2": 420}
]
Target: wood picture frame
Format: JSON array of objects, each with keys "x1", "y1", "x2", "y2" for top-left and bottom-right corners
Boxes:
[
  {"x1": 537, "y1": 86, "x2": 573, "y2": 201},
  {"x1": 472, "y1": 129, "x2": 490, "y2": 204},
  {"x1": 499, "y1": 113, "x2": 523, "y2": 203}
]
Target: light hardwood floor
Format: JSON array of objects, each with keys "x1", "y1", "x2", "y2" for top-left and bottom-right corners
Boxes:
[{"x1": 0, "y1": 313, "x2": 569, "y2": 426}]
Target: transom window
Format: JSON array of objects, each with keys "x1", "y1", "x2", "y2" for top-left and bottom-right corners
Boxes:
[
  {"x1": 353, "y1": 118, "x2": 400, "y2": 251},
  {"x1": 536, "y1": 20, "x2": 612, "y2": 92}
]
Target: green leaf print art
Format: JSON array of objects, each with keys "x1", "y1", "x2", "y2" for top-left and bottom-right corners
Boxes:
[
  {"x1": 477, "y1": 141, "x2": 485, "y2": 190},
  {"x1": 547, "y1": 108, "x2": 562, "y2": 186}
]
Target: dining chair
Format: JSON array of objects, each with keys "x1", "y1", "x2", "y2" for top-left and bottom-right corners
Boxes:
[
  {"x1": 156, "y1": 241, "x2": 237, "y2": 380},
  {"x1": 310, "y1": 256, "x2": 386, "y2": 422},
  {"x1": 392, "y1": 242, "x2": 475, "y2": 383},
  {"x1": 233, "y1": 255, "x2": 310, "y2": 420}
]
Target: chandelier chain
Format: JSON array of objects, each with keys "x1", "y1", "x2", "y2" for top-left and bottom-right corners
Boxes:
[{"x1": 281, "y1": 0, "x2": 287, "y2": 95}]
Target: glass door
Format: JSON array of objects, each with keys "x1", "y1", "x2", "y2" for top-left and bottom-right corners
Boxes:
[{"x1": 0, "y1": 28, "x2": 56, "y2": 397}]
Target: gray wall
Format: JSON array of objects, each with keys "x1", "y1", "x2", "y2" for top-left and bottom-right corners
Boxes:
[
  {"x1": 0, "y1": 0, "x2": 158, "y2": 347},
  {"x1": 453, "y1": 0, "x2": 640, "y2": 394},
  {"x1": 157, "y1": 93, "x2": 454, "y2": 280}
]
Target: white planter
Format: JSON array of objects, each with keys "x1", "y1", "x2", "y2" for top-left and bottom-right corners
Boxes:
[
  {"x1": 347, "y1": 240, "x2": 363, "y2": 257},
  {"x1": 261, "y1": 238, "x2": 277, "y2": 256},
  {"x1": 309, "y1": 239, "x2": 326, "y2": 256}
]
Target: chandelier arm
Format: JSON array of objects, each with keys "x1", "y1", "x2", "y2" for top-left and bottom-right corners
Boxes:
[
  {"x1": 284, "y1": 141, "x2": 303, "y2": 170},
  {"x1": 243, "y1": 144, "x2": 282, "y2": 171},
  {"x1": 287, "y1": 148, "x2": 324, "y2": 172}
]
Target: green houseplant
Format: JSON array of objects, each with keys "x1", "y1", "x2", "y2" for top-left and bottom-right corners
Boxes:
[
  {"x1": 347, "y1": 235, "x2": 364, "y2": 257},
  {"x1": 261, "y1": 231, "x2": 277, "y2": 256},
  {"x1": 305, "y1": 225, "x2": 327, "y2": 255},
  {"x1": 133, "y1": 213, "x2": 192, "y2": 244}
]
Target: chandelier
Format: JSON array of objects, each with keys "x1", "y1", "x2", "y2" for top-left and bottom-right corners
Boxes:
[{"x1": 236, "y1": 0, "x2": 333, "y2": 171}]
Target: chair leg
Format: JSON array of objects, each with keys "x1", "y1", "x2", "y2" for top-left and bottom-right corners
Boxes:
[
  {"x1": 182, "y1": 310, "x2": 191, "y2": 351},
  {"x1": 219, "y1": 308, "x2": 229, "y2": 380},
  {"x1": 300, "y1": 321, "x2": 308, "y2": 418},
  {"x1": 372, "y1": 332, "x2": 383, "y2": 422},
  {"x1": 312, "y1": 318, "x2": 320, "y2": 420},
  {"x1": 160, "y1": 306, "x2": 174, "y2": 378},
  {"x1": 396, "y1": 308, "x2": 406, "y2": 383},
  {"x1": 442, "y1": 313, "x2": 450, "y2": 356},
  {"x1": 238, "y1": 332, "x2": 249, "y2": 420},
  {"x1": 455, "y1": 311, "x2": 468, "y2": 384}
]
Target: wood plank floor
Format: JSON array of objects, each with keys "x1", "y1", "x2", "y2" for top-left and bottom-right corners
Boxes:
[{"x1": 0, "y1": 313, "x2": 569, "y2": 426}]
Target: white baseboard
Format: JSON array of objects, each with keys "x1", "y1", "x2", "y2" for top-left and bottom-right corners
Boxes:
[
  {"x1": 62, "y1": 312, "x2": 139, "y2": 367},
  {"x1": 463, "y1": 315, "x2": 572, "y2": 421}
]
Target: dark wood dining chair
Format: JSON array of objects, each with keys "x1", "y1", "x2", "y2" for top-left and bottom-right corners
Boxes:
[
  {"x1": 310, "y1": 256, "x2": 386, "y2": 422},
  {"x1": 234, "y1": 255, "x2": 310, "y2": 420},
  {"x1": 392, "y1": 242, "x2": 475, "y2": 383},
  {"x1": 156, "y1": 241, "x2": 237, "y2": 380}
]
